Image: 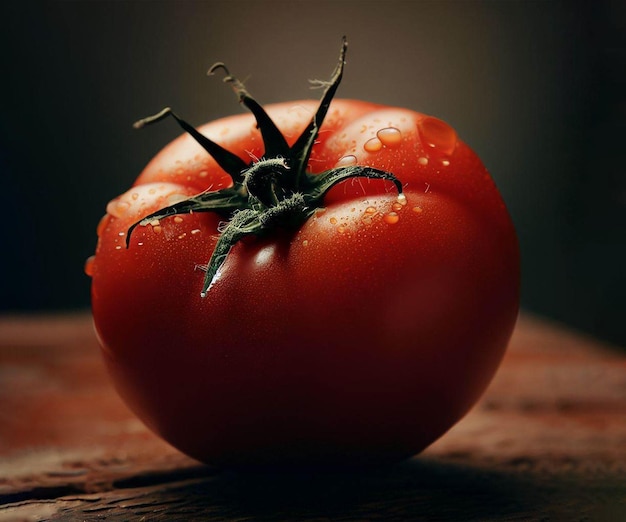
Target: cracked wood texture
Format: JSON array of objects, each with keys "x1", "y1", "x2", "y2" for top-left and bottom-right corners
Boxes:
[{"x1": 0, "y1": 313, "x2": 625, "y2": 521}]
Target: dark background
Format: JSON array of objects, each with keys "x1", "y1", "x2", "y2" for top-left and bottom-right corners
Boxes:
[{"x1": 1, "y1": 0, "x2": 624, "y2": 346}]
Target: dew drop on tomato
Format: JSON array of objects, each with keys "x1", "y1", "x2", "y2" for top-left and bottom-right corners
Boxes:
[
  {"x1": 376, "y1": 127, "x2": 402, "y2": 147},
  {"x1": 167, "y1": 193, "x2": 188, "y2": 205},
  {"x1": 335, "y1": 154, "x2": 358, "y2": 167},
  {"x1": 383, "y1": 212, "x2": 400, "y2": 224},
  {"x1": 84, "y1": 255, "x2": 95, "y2": 277},
  {"x1": 417, "y1": 117, "x2": 457, "y2": 156},
  {"x1": 364, "y1": 137, "x2": 383, "y2": 153},
  {"x1": 106, "y1": 199, "x2": 130, "y2": 218}
]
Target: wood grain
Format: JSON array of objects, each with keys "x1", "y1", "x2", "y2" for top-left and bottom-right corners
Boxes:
[{"x1": 1, "y1": 313, "x2": 624, "y2": 520}]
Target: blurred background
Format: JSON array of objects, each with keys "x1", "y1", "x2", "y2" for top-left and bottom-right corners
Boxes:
[{"x1": 1, "y1": 0, "x2": 624, "y2": 346}]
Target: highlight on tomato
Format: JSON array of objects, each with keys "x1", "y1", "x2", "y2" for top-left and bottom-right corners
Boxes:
[{"x1": 86, "y1": 38, "x2": 520, "y2": 470}]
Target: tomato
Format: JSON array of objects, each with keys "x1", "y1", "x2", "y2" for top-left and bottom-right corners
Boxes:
[{"x1": 87, "y1": 39, "x2": 519, "y2": 469}]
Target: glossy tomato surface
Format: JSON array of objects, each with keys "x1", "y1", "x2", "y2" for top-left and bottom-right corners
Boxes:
[{"x1": 89, "y1": 97, "x2": 519, "y2": 469}]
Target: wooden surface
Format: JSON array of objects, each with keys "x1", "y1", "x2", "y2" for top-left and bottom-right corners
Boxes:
[{"x1": 0, "y1": 313, "x2": 625, "y2": 521}]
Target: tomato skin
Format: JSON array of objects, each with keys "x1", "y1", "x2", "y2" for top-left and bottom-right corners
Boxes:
[{"x1": 91, "y1": 99, "x2": 519, "y2": 469}]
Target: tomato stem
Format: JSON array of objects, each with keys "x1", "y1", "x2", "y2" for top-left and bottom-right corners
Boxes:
[
  {"x1": 289, "y1": 36, "x2": 348, "y2": 186},
  {"x1": 128, "y1": 37, "x2": 404, "y2": 298},
  {"x1": 208, "y1": 63, "x2": 290, "y2": 158},
  {"x1": 133, "y1": 108, "x2": 248, "y2": 182}
]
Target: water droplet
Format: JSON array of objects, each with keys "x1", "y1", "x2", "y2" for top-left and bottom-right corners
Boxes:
[
  {"x1": 364, "y1": 137, "x2": 383, "y2": 153},
  {"x1": 131, "y1": 192, "x2": 139, "y2": 200},
  {"x1": 337, "y1": 225, "x2": 346, "y2": 234},
  {"x1": 153, "y1": 225, "x2": 162, "y2": 234},
  {"x1": 302, "y1": 239, "x2": 309, "y2": 247},
  {"x1": 376, "y1": 127, "x2": 402, "y2": 147},
  {"x1": 418, "y1": 157, "x2": 429, "y2": 166},
  {"x1": 118, "y1": 231, "x2": 125, "y2": 237},
  {"x1": 383, "y1": 212, "x2": 400, "y2": 225},
  {"x1": 441, "y1": 159, "x2": 450, "y2": 167},
  {"x1": 412, "y1": 206, "x2": 423, "y2": 214},
  {"x1": 84, "y1": 255, "x2": 95, "y2": 276},
  {"x1": 335, "y1": 154, "x2": 357, "y2": 167},
  {"x1": 115, "y1": 245, "x2": 122, "y2": 250},
  {"x1": 417, "y1": 117, "x2": 457, "y2": 155},
  {"x1": 148, "y1": 188, "x2": 156, "y2": 195},
  {"x1": 199, "y1": 170, "x2": 209, "y2": 178},
  {"x1": 106, "y1": 199, "x2": 130, "y2": 218},
  {"x1": 330, "y1": 217, "x2": 338, "y2": 225},
  {"x1": 138, "y1": 242, "x2": 144, "y2": 246},
  {"x1": 174, "y1": 216, "x2": 184, "y2": 224},
  {"x1": 191, "y1": 229, "x2": 201, "y2": 235},
  {"x1": 166, "y1": 192, "x2": 187, "y2": 205},
  {"x1": 364, "y1": 206, "x2": 377, "y2": 215},
  {"x1": 178, "y1": 233, "x2": 187, "y2": 239},
  {"x1": 392, "y1": 202, "x2": 403, "y2": 212}
]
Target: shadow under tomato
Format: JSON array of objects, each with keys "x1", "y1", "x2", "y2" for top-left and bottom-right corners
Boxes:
[
  {"x1": 88, "y1": 456, "x2": 626, "y2": 521},
  {"x1": 206, "y1": 460, "x2": 539, "y2": 520},
  {"x1": 105, "y1": 458, "x2": 561, "y2": 521}
]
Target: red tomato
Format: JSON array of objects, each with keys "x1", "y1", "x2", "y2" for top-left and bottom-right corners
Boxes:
[{"x1": 88, "y1": 41, "x2": 519, "y2": 469}]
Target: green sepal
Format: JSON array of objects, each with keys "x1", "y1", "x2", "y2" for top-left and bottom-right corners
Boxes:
[
  {"x1": 125, "y1": 186, "x2": 248, "y2": 248},
  {"x1": 302, "y1": 166, "x2": 403, "y2": 205}
]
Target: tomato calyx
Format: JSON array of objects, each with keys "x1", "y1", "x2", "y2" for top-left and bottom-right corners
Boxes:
[{"x1": 127, "y1": 37, "x2": 404, "y2": 297}]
